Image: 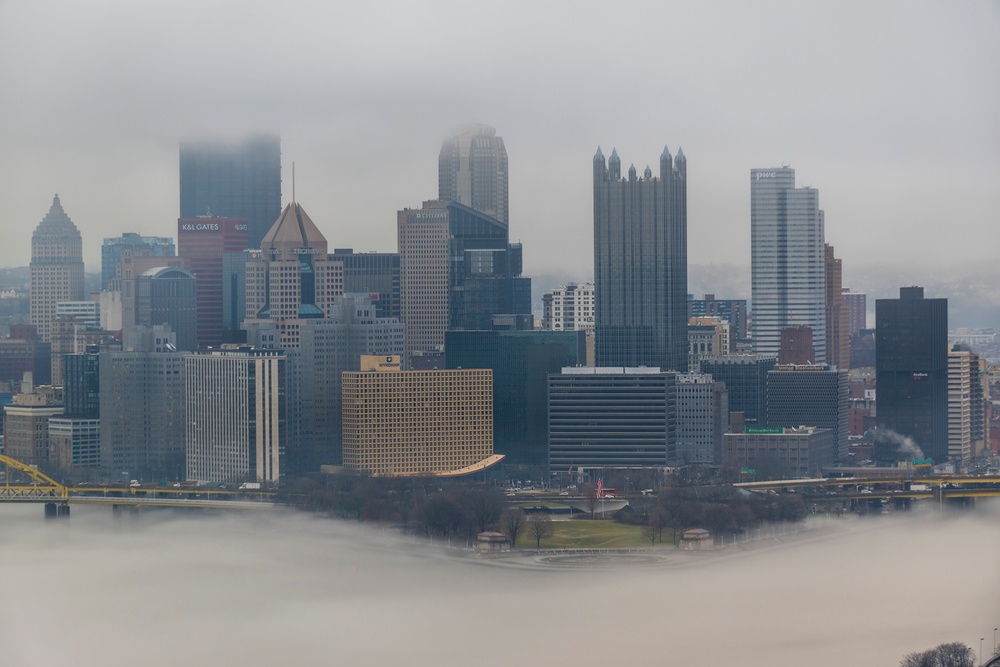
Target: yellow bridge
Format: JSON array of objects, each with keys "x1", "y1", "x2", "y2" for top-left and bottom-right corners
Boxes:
[{"x1": 0, "y1": 454, "x2": 277, "y2": 515}]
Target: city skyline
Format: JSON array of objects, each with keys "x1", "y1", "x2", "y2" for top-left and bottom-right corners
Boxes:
[{"x1": 0, "y1": 1, "x2": 995, "y2": 282}]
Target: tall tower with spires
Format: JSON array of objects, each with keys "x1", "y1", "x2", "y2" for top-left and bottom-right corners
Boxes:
[
  {"x1": 593, "y1": 146, "x2": 688, "y2": 371},
  {"x1": 30, "y1": 195, "x2": 85, "y2": 342}
]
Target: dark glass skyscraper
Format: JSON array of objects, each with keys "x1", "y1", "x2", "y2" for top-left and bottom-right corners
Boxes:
[
  {"x1": 179, "y1": 135, "x2": 281, "y2": 250},
  {"x1": 593, "y1": 147, "x2": 687, "y2": 371},
  {"x1": 445, "y1": 330, "x2": 585, "y2": 467},
  {"x1": 700, "y1": 354, "x2": 776, "y2": 428},
  {"x1": 875, "y1": 287, "x2": 948, "y2": 463},
  {"x1": 398, "y1": 200, "x2": 531, "y2": 362}
]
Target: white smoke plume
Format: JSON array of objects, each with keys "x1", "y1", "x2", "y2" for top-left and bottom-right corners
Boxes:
[{"x1": 877, "y1": 428, "x2": 925, "y2": 459}]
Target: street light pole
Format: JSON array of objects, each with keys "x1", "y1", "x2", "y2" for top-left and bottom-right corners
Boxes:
[{"x1": 981, "y1": 637, "x2": 984, "y2": 666}]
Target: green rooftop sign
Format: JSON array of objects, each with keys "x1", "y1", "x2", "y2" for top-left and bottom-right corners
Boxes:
[{"x1": 745, "y1": 427, "x2": 783, "y2": 435}]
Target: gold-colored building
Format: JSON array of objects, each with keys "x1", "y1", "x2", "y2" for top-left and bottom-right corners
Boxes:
[{"x1": 342, "y1": 365, "x2": 495, "y2": 476}]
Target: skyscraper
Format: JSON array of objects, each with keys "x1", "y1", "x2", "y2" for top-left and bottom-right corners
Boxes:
[
  {"x1": 397, "y1": 200, "x2": 530, "y2": 363},
  {"x1": 177, "y1": 216, "x2": 248, "y2": 348},
  {"x1": 179, "y1": 135, "x2": 281, "y2": 250},
  {"x1": 185, "y1": 346, "x2": 285, "y2": 483},
  {"x1": 30, "y1": 195, "x2": 85, "y2": 342},
  {"x1": 824, "y1": 243, "x2": 849, "y2": 370},
  {"x1": 242, "y1": 202, "x2": 344, "y2": 349},
  {"x1": 445, "y1": 329, "x2": 586, "y2": 467},
  {"x1": 438, "y1": 124, "x2": 508, "y2": 224},
  {"x1": 750, "y1": 168, "x2": 826, "y2": 363},
  {"x1": 875, "y1": 287, "x2": 948, "y2": 463},
  {"x1": 593, "y1": 147, "x2": 687, "y2": 371}
]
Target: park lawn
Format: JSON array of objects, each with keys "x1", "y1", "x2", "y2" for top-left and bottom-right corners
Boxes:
[{"x1": 516, "y1": 518, "x2": 648, "y2": 549}]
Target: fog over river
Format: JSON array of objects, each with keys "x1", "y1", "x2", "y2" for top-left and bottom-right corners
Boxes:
[{"x1": 2, "y1": 504, "x2": 998, "y2": 666}]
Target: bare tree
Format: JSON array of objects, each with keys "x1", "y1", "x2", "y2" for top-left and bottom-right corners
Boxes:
[
  {"x1": 500, "y1": 508, "x2": 527, "y2": 547},
  {"x1": 641, "y1": 519, "x2": 658, "y2": 545},
  {"x1": 649, "y1": 506, "x2": 671, "y2": 542},
  {"x1": 465, "y1": 487, "x2": 506, "y2": 533},
  {"x1": 900, "y1": 641, "x2": 975, "y2": 667},
  {"x1": 580, "y1": 483, "x2": 598, "y2": 519},
  {"x1": 527, "y1": 514, "x2": 554, "y2": 548}
]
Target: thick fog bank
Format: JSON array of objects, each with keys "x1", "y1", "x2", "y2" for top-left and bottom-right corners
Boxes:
[{"x1": 2, "y1": 504, "x2": 997, "y2": 666}]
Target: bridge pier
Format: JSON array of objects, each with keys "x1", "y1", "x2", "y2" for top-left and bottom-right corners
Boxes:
[{"x1": 44, "y1": 503, "x2": 71, "y2": 519}]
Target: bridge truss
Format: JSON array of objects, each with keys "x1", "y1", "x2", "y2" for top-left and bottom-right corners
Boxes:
[{"x1": 0, "y1": 454, "x2": 68, "y2": 501}]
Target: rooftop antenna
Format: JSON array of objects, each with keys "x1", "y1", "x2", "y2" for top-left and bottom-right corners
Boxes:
[{"x1": 292, "y1": 161, "x2": 296, "y2": 205}]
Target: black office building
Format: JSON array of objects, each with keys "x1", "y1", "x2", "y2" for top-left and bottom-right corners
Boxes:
[
  {"x1": 548, "y1": 368, "x2": 677, "y2": 469},
  {"x1": 875, "y1": 287, "x2": 948, "y2": 463},
  {"x1": 179, "y1": 135, "x2": 281, "y2": 250},
  {"x1": 446, "y1": 330, "x2": 585, "y2": 467},
  {"x1": 700, "y1": 354, "x2": 776, "y2": 428}
]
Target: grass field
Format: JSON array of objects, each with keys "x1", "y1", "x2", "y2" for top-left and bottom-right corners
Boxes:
[{"x1": 516, "y1": 519, "x2": 652, "y2": 549}]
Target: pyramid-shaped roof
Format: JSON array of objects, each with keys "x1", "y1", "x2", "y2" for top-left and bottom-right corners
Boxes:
[
  {"x1": 261, "y1": 202, "x2": 327, "y2": 257},
  {"x1": 35, "y1": 194, "x2": 81, "y2": 237}
]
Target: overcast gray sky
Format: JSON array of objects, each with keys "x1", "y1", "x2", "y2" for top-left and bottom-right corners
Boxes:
[{"x1": 2, "y1": 0, "x2": 997, "y2": 285}]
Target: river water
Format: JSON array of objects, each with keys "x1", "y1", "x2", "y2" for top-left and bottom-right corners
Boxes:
[{"x1": 2, "y1": 503, "x2": 998, "y2": 666}]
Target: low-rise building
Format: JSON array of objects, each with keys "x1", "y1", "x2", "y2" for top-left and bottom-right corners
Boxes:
[{"x1": 342, "y1": 359, "x2": 495, "y2": 476}]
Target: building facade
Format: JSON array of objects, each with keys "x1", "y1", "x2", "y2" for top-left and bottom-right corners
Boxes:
[
  {"x1": 329, "y1": 248, "x2": 401, "y2": 319},
  {"x1": 541, "y1": 283, "x2": 595, "y2": 334},
  {"x1": 445, "y1": 329, "x2": 586, "y2": 467},
  {"x1": 699, "y1": 354, "x2": 777, "y2": 428},
  {"x1": 548, "y1": 367, "x2": 677, "y2": 469},
  {"x1": 438, "y1": 124, "x2": 508, "y2": 225},
  {"x1": 243, "y1": 203, "x2": 344, "y2": 350},
  {"x1": 99, "y1": 351, "x2": 186, "y2": 481},
  {"x1": 185, "y1": 347, "x2": 285, "y2": 484},
  {"x1": 101, "y1": 233, "x2": 174, "y2": 291},
  {"x1": 593, "y1": 147, "x2": 687, "y2": 371},
  {"x1": 947, "y1": 346, "x2": 972, "y2": 464},
  {"x1": 688, "y1": 295, "x2": 749, "y2": 344},
  {"x1": 676, "y1": 373, "x2": 729, "y2": 465},
  {"x1": 875, "y1": 287, "x2": 948, "y2": 462},
  {"x1": 723, "y1": 426, "x2": 836, "y2": 478},
  {"x1": 342, "y1": 364, "x2": 494, "y2": 476},
  {"x1": 842, "y1": 289, "x2": 867, "y2": 338},
  {"x1": 30, "y1": 195, "x2": 85, "y2": 342},
  {"x1": 750, "y1": 168, "x2": 826, "y2": 363},
  {"x1": 134, "y1": 267, "x2": 198, "y2": 351},
  {"x1": 824, "y1": 244, "x2": 849, "y2": 370},
  {"x1": 178, "y1": 216, "x2": 248, "y2": 348},
  {"x1": 688, "y1": 317, "x2": 731, "y2": 372},
  {"x1": 179, "y1": 135, "x2": 281, "y2": 250},
  {"x1": 766, "y1": 364, "x2": 849, "y2": 461},
  {"x1": 397, "y1": 200, "x2": 530, "y2": 362}
]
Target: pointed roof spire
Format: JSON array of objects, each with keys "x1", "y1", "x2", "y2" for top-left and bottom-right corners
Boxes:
[
  {"x1": 609, "y1": 148, "x2": 619, "y2": 162},
  {"x1": 261, "y1": 202, "x2": 328, "y2": 258},
  {"x1": 661, "y1": 145, "x2": 672, "y2": 160},
  {"x1": 36, "y1": 193, "x2": 79, "y2": 234},
  {"x1": 594, "y1": 146, "x2": 604, "y2": 161},
  {"x1": 643, "y1": 165, "x2": 652, "y2": 179},
  {"x1": 676, "y1": 147, "x2": 685, "y2": 160}
]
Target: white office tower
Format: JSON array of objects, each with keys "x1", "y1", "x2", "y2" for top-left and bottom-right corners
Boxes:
[{"x1": 750, "y1": 168, "x2": 826, "y2": 363}]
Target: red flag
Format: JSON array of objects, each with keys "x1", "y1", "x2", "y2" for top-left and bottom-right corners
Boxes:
[{"x1": 596, "y1": 478, "x2": 603, "y2": 499}]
